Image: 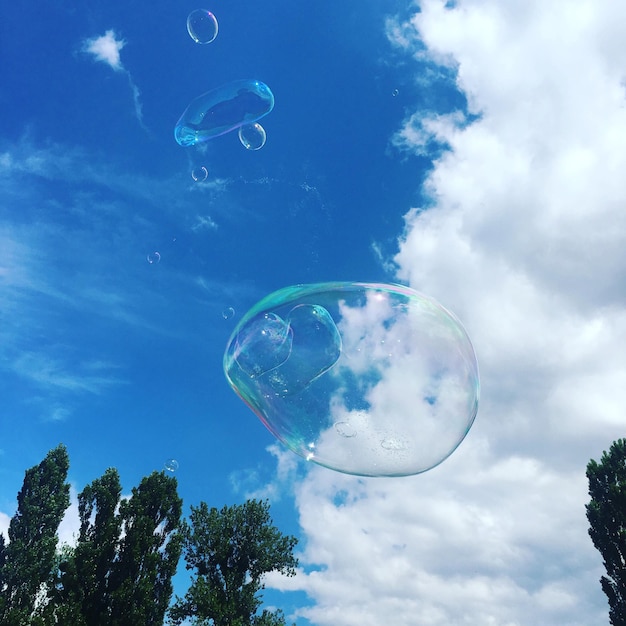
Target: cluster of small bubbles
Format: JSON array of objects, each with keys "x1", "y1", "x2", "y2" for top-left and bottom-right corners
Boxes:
[
  {"x1": 191, "y1": 166, "x2": 208, "y2": 182},
  {"x1": 238, "y1": 123, "x2": 267, "y2": 150},
  {"x1": 164, "y1": 458, "x2": 179, "y2": 472},
  {"x1": 224, "y1": 282, "x2": 480, "y2": 477},
  {"x1": 381, "y1": 437, "x2": 407, "y2": 451},
  {"x1": 222, "y1": 307, "x2": 235, "y2": 320},
  {"x1": 187, "y1": 9, "x2": 218, "y2": 44},
  {"x1": 392, "y1": 88, "x2": 399, "y2": 97},
  {"x1": 147, "y1": 251, "x2": 161, "y2": 264}
]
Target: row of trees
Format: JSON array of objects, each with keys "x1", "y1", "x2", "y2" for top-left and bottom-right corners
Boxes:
[
  {"x1": 6, "y1": 437, "x2": 624, "y2": 625},
  {"x1": 0, "y1": 445, "x2": 298, "y2": 625}
]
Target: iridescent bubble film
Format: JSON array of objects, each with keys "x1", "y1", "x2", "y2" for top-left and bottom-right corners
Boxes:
[
  {"x1": 187, "y1": 9, "x2": 219, "y2": 44},
  {"x1": 224, "y1": 282, "x2": 480, "y2": 477},
  {"x1": 175, "y1": 79, "x2": 274, "y2": 147}
]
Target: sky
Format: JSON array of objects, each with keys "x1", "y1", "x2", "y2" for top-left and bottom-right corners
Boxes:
[{"x1": 1, "y1": 0, "x2": 625, "y2": 624}]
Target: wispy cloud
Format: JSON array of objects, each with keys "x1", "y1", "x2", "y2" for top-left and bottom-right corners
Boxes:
[
  {"x1": 191, "y1": 215, "x2": 218, "y2": 232},
  {"x1": 81, "y1": 30, "x2": 146, "y2": 129},
  {"x1": 0, "y1": 137, "x2": 236, "y2": 417},
  {"x1": 13, "y1": 353, "x2": 126, "y2": 395}
]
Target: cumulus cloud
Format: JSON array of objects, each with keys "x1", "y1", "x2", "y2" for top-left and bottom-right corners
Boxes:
[{"x1": 276, "y1": 1, "x2": 626, "y2": 624}]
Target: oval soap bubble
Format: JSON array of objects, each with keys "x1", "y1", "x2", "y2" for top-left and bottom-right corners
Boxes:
[
  {"x1": 224, "y1": 282, "x2": 479, "y2": 477},
  {"x1": 175, "y1": 79, "x2": 274, "y2": 147},
  {"x1": 238, "y1": 123, "x2": 267, "y2": 150},
  {"x1": 187, "y1": 9, "x2": 218, "y2": 44}
]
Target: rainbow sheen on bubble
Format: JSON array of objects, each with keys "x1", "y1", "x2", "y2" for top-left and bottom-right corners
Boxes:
[
  {"x1": 175, "y1": 79, "x2": 274, "y2": 147},
  {"x1": 224, "y1": 282, "x2": 479, "y2": 477}
]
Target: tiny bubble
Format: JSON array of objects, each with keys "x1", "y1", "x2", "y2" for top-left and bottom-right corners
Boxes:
[
  {"x1": 334, "y1": 421, "x2": 357, "y2": 438},
  {"x1": 164, "y1": 458, "x2": 179, "y2": 472},
  {"x1": 192, "y1": 166, "x2": 209, "y2": 182}
]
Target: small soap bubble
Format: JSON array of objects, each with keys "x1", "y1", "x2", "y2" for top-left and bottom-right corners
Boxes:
[
  {"x1": 147, "y1": 252, "x2": 161, "y2": 264},
  {"x1": 222, "y1": 307, "x2": 235, "y2": 320},
  {"x1": 334, "y1": 421, "x2": 357, "y2": 438},
  {"x1": 381, "y1": 437, "x2": 407, "y2": 451},
  {"x1": 192, "y1": 166, "x2": 209, "y2": 182},
  {"x1": 164, "y1": 458, "x2": 179, "y2": 472},
  {"x1": 187, "y1": 9, "x2": 218, "y2": 44},
  {"x1": 238, "y1": 123, "x2": 267, "y2": 150},
  {"x1": 175, "y1": 79, "x2": 274, "y2": 147},
  {"x1": 224, "y1": 282, "x2": 480, "y2": 477}
]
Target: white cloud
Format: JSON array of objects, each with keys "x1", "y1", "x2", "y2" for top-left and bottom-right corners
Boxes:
[
  {"x1": 191, "y1": 215, "x2": 218, "y2": 232},
  {"x1": 277, "y1": 1, "x2": 626, "y2": 624},
  {"x1": 82, "y1": 30, "x2": 146, "y2": 127},
  {"x1": 230, "y1": 444, "x2": 301, "y2": 502},
  {"x1": 83, "y1": 30, "x2": 126, "y2": 72},
  {"x1": 0, "y1": 510, "x2": 10, "y2": 542},
  {"x1": 57, "y1": 485, "x2": 80, "y2": 547},
  {"x1": 0, "y1": 484, "x2": 79, "y2": 549}
]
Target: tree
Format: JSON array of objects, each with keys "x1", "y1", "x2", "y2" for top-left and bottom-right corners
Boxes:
[
  {"x1": 586, "y1": 438, "x2": 626, "y2": 626},
  {"x1": 56, "y1": 467, "x2": 124, "y2": 625},
  {"x1": 169, "y1": 499, "x2": 299, "y2": 626},
  {"x1": 57, "y1": 469, "x2": 183, "y2": 626},
  {"x1": 0, "y1": 444, "x2": 70, "y2": 625},
  {"x1": 108, "y1": 471, "x2": 183, "y2": 626}
]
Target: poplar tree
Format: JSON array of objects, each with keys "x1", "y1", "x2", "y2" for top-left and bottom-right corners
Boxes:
[
  {"x1": 0, "y1": 444, "x2": 70, "y2": 625},
  {"x1": 58, "y1": 469, "x2": 183, "y2": 626},
  {"x1": 586, "y1": 438, "x2": 626, "y2": 626},
  {"x1": 56, "y1": 468, "x2": 124, "y2": 625},
  {"x1": 169, "y1": 499, "x2": 298, "y2": 626},
  {"x1": 108, "y1": 471, "x2": 183, "y2": 626}
]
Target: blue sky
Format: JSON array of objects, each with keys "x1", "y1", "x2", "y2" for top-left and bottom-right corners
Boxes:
[{"x1": 2, "y1": 1, "x2": 626, "y2": 624}]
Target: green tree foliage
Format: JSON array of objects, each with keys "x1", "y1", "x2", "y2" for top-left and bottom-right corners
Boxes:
[
  {"x1": 587, "y1": 438, "x2": 626, "y2": 626},
  {"x1": 109, "y1": 471, "x2": 183, "y2": 625},
  {"x1": 0, "y1": 447, "x2": 183, "y2": 626},
  {"x1": 58, "y1": 469, "x2": 183, "y2": 626},
  {"x1": 0, "y1": 444, "x2": 70, "y2": 625},
  {"x1": 56, "y1": 467, "x2": 124, "y2": 625},
  {"x1": 169, "y1": 499, "x2": 299, "y2": 626}
]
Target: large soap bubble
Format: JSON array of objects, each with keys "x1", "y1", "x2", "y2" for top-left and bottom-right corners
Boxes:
[
  {"x1": 175, "y1": 79, "x2": 274, "y2": 147},
  {"x1": 224, "y1": 283, "x2": 479, "y2": 477}
]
